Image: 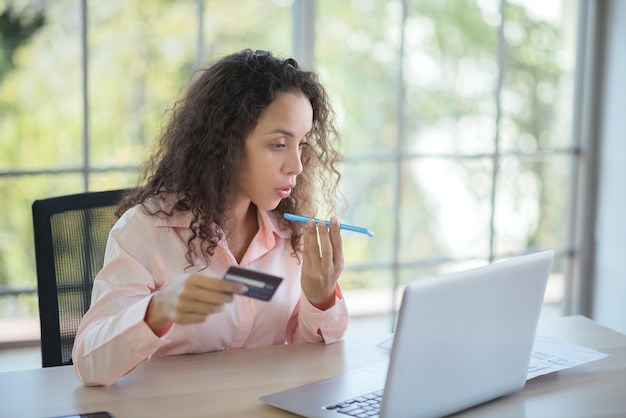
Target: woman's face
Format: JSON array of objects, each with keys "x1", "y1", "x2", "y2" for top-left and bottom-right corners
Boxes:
[{"x1": 238, "y1": 90, "x2": 312, "y2": 212}]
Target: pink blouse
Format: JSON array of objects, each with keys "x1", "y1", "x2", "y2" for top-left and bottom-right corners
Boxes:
[{"x1": 72, "y1": 200, "x2": 349, "y2": 386}]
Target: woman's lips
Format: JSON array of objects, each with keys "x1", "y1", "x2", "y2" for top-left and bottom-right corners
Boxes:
[{"x1": 276, "y1": 186, "x2": 293, "y2": 199}]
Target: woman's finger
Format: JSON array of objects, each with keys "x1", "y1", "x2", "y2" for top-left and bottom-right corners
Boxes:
[
  {"x1": 316, "y1": 220, "x2": 333, "y2": 272},
  {"x1": 304, "y1": 219, "x2": 320, "y2": 264},
  {"x1": 329, "y1": 217, "x2": 344, "y2": 271}
]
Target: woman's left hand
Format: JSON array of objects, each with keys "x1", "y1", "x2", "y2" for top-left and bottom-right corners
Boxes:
[{"x1": 301, "y1": 217, "x2": 344, "y2": 310}]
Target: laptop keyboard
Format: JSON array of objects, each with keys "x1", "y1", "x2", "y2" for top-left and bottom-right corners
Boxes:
[{"x1": 325, "y1": 389, "x2": 383, "y2": 417}]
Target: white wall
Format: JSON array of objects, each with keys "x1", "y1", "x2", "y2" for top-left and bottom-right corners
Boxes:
[{"x1": 592, "y1": 0, "x2": 626, "y2": 334}]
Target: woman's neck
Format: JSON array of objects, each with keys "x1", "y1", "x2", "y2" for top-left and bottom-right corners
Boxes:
[{"x1": 224, "y1": 202, "x2": 259, "y2": 264}]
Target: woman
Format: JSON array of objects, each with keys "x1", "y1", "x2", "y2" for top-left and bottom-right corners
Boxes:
[{"x1": 72, "y1": 49, "x2": 348, "y2": 386}]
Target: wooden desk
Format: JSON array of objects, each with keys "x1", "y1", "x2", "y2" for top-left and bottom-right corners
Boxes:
[{"x1": 1, "y1": 315, "x2": 624, "y2": 418}]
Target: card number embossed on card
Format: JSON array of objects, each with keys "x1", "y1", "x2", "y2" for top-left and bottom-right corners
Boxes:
[{"x1": 223, "y1": 266, "x2": 283, "y2": 301}]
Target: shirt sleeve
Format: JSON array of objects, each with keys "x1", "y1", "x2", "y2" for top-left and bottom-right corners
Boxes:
[
  {"x1": 72, "y1": 294, "x2": 170, "y2": 386},
  {"x1": 286, "y1": 284, "x2": 349, "y2": 344}
]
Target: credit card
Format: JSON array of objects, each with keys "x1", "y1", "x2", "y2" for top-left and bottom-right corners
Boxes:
[{"x1": 223, "y1": 266, "x2": 283, "y2": 301}]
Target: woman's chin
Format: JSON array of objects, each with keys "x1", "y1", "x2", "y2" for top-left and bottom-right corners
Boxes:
[{"x1": 255, "y1": 200, "x2": 282, "y2": 212}]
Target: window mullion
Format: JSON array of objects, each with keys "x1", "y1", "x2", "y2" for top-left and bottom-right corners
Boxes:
[{"x1": 81, "y1": 0, "x2": 89, "y2": 191}]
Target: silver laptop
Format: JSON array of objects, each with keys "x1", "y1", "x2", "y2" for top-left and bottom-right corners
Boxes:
[{"x1": 260, "y1": 250, "x2": 554, "y2": 418}]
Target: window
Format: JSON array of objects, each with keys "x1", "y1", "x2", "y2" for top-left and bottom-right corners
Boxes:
[
  {"x1": 315, "y1": 0, "x2": 578, "y2": 319},
  {"x1": 0, "y1": 0, "x2": 580, "y2": 347}
]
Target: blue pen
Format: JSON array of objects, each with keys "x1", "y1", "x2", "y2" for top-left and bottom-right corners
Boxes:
[{"x1": 284, "y1": 213, "x2": 375, "y2": 237}]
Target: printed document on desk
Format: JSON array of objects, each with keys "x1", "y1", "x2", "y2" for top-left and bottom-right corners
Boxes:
[
  {"x1": 375, "y1": 334, "x2": 609, "y2": 380},
  {"x1": 527, "y1": 335, "x2": 609, "y2": 379}
]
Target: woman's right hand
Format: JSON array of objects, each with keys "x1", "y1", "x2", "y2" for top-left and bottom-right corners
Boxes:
[{"x1": 144, "y1": 274, "x2": 248, "y2": 335}]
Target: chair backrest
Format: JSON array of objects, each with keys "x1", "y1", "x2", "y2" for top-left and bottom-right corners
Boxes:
[{"x1": 32, "y1": 189, "x2": 126, "y2": 367}]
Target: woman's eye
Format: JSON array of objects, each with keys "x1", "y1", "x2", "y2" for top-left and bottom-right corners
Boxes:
[
  {"x1": 272, "y1": 143, "x2": 286, "y2": 150},
  {"x1": 299, "y1": 141, "x2": 309, "y2": 148}
]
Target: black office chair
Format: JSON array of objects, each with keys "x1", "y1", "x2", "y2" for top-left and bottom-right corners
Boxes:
[{"x1": 32, "y1": 189, "x2": 126, "y2": 367}]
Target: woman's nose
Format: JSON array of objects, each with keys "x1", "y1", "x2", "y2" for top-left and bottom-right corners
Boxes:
[{"x1": 284, "y1": 148, "x2": 303, "y2": 175}]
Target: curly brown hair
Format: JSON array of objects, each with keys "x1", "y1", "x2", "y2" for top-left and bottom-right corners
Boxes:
[{"x1": 116, "y1": 49, "x2": 343, "y2": 268}]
